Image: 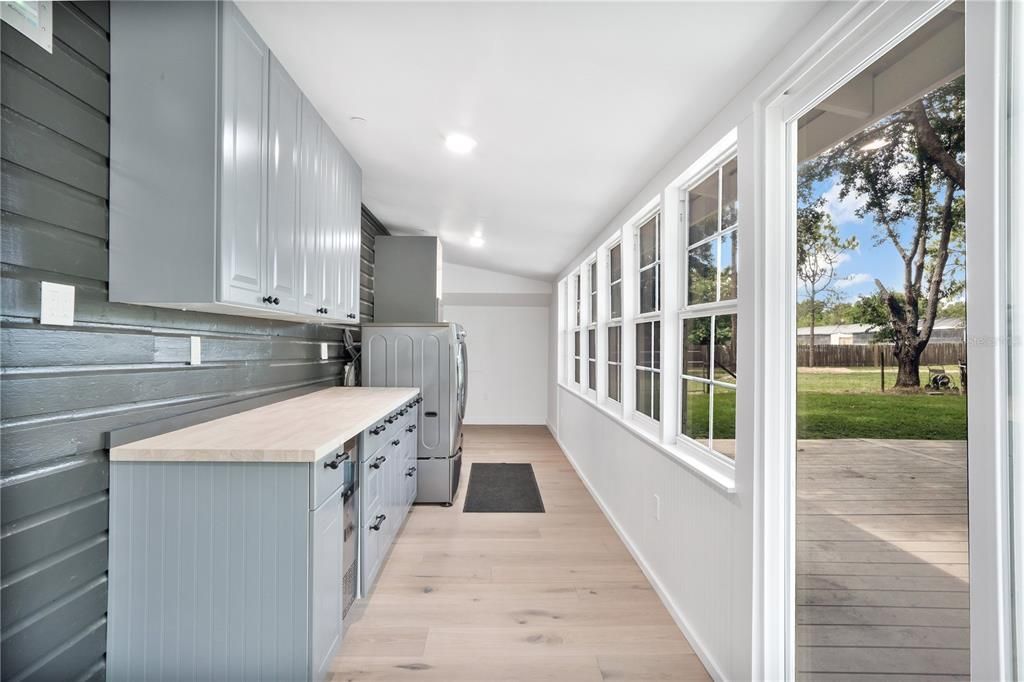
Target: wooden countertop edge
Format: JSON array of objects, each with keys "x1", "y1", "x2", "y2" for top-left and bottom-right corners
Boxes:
[{"x1": 109, "y1": 387, "x2": 420, "y2": 463}]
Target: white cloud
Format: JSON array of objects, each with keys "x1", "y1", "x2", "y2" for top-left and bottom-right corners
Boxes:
[
  {"x1": 836, "y1": 272, "x2": 873, "y2": 289},
  {"x1": 821, "y1": 181, "x2": 865, "y2": 225}
]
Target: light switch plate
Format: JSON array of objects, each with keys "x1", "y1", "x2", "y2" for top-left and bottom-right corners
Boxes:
[
  {"x1": 189, "y1": 336, "x2": 201, "y2": 365},
  {"x1": 320, "y1": 342, "x2": 329, "y2": 360},
  {"x1": 40, "y1": 281, "x2": 74, "y2": 326}
]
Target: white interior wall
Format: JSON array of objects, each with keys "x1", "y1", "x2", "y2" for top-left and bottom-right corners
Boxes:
[
  {"x1": 546, "y1": 4, "x2": 855, "y2": 679},
  {"x1": 443, "y1": 263, "x2": 551, "y2": 425}
]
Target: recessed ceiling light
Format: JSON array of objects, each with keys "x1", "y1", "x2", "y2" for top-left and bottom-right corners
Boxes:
[
  {"x1": 445, "y1": 133, "x2": 477, "y2": 155},
  {"x1": 468, "y1": 234, "x2": 485, "y2": 248},
  {"x1": 859, "y1": 138, "x2": 890, "y2": 152}
]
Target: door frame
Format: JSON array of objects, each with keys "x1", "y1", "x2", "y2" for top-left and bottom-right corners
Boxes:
[{"x1": 750, "y1": 0, "x2": 1015, "y2": 678}]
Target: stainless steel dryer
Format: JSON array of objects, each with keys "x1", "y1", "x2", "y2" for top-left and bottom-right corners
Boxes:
[{"x1": 362, "y1": 323, "x2": 466, "y2": 505}]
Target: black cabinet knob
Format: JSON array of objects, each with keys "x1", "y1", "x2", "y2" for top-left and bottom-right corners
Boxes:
[
  {"x1": 406, "y1": 467, "x2": 416, "y2": 477},
  {"x1": 370, "y1": 455, "x2": 386, "y2": 469},
  {"x1": 346, "y1": 313, "x2": 356, "y2": 319},
  {"x1": 324, "y1": 459, "x2": 340, "y2": 470},
  {"x1": 386, "y1": 416, "x2": 396, "y2": 424},
  {"x1": 262, "y1": 295, "x2": 273, "y2": 304},
  {"x1": 369, "y1": 514, "x2": 386, "y2": 531},
  {"x1": 371, "y1": 425, "x2": 385, "y2": 435},
  {"x1": 406, "y1": 425, "x2": 416, "y2": 433},
  {"x1": 399, "y1": 409, "x2": 407, "y2": 416},
  {"x1": 391, "y1": 439, "x2": 400, "y2": 447},
  {"x1": 272, "y1": 297, "x2": 280, "y2": 305}
]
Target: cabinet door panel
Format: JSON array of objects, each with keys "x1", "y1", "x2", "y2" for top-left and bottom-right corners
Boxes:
[
  {"x1": 310, "y1": 489, "x2": 342, "y2": 681},
  {"x1": 340, "y1": 149, "x2": 362, "y2": 322},
  {"x1": 298, "y1": 97, "x2": 320, "y2": 315},
  {"x1": 219, "y1": 3, "x2": 268, "y2": 306},
  {"x1": 266, "y1": 56, "x2": 300, "y2": 311},
  {"x1": 316, "y1": 134, "x2": 338, "y2": 317}
]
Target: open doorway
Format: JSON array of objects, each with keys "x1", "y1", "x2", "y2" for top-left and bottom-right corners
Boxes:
[{"x1": 794, "y1": 6, "x2": 968, "y2": 678}]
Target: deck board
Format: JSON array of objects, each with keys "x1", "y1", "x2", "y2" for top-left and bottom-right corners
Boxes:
[{"x1": 797, "y1": 439, "x2": 969, "y2": 679}]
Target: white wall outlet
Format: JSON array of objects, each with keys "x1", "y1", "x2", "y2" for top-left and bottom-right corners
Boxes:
[
  {"x1": 320, "y1": 342, "x2": 329, "y2": 360},
  {"x1": 189, "y1": 336, "x2": 201, "y2": 365},
  {"x1": 40, "y1": 281, "x2": 75, "y2": 326},
  {"x1": 653, "y1": 493, "x2": 661, "y2": 521}
]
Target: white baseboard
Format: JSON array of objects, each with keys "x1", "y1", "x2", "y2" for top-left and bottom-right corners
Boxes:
[{"x1": 550, "y1": 430, "x2": 726, "y2": 682}]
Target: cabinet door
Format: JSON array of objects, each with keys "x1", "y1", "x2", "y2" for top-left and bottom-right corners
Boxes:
[
  {"x1": 297, "y1": 97, "x2": 320, "y2": 316},
  {"x1": 317, "y1": 134, "x2": 340, "y2": 318},
  {"x1": 310, "y1": 489, "x2": 342, "y2": 681},
  {"x1": 218, "y1": 2, "x2": 269, "y2": 306},
  {"x1": 340, "y1": 148, "x2": 363, "y2": 322},
  {"x1": 266, "y1": 56, "x2": 301, "y2": 312}
]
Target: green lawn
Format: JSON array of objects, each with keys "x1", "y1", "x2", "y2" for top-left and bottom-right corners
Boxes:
[{"x1": 680, "y1": 367, "x2": 967, "y2": 441}]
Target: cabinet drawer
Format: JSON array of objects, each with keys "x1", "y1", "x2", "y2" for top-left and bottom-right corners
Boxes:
[{"x1": 311, "y1": 447, "x2": 348, "y2": 510}]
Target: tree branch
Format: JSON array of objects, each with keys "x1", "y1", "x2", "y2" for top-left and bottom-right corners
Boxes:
[
  {"x1": 908, "y1": 99, "x2": 965, "y2": 188},
  {"x1": 919, "y1": 178, "x2": 957, "y2": 349}
]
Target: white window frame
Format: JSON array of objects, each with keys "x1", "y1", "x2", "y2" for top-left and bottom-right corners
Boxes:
[
  {"x1": 632, "y1": 208, "x2": 662, "y2": 428},
  {"x1": 584, "y1": 257, "x2": 598, "y2": 398},
  {"x1": 677, "y1": 152, "x2": 740, "y2": 464},
  {"x1": 605, "y1": 237, "x2": 624, "y2": 407},
  {"x1": 751, "y1": 2, "x2": 1013, "y2": 679},
  {"x1": 571, "y1": 269, "x2": 582, "y2": 389}
]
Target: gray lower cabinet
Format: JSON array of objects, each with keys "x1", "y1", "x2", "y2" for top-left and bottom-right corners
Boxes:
[
  {"x1": 360, "y1": 403, "x2": 420, "y2": 595},
  {"x1": 109, "y1": 0, "x2": 360, "y2": 324},
  {"x1": 107, "y1": 453, "x2": 346, "y2": 682}
]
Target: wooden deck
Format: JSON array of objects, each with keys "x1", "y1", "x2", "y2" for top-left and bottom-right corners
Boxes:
[
  {"x1": 333, "y1": 425, "x2": 710, "y2": 681},
  {"x1": 797, "y1": 438, "x2": 969, "y2": 680}
]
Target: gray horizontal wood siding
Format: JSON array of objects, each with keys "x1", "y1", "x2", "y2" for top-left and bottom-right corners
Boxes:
[
  {"x1": 0, "y1": 4, "x2": 385, "y2": 679},
  {"x1": 360, "y1": 207, "x2": 390, "y2": 323}
]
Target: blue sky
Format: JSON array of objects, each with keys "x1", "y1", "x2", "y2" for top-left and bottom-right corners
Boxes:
[{"x1": 798, "y1": 175, "x2": 963, "y2": 304}]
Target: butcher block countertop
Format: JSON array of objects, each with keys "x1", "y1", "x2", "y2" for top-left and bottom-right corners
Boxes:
[{"x1": 110, "y1": 387, "x2": 419, "y2": 463}]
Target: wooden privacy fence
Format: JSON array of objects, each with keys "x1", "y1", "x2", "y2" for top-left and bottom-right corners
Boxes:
[{"x1": 796, "y1": 342, "x2": 965, "y2": 368}]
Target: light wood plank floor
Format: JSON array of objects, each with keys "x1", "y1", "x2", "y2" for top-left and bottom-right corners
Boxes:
[
  {"x1": 796, "y1": 438, "x2": 969, "y2": 681},
  {"x1": 333, "y1": 425, "x2": 710, "y2": 682}
]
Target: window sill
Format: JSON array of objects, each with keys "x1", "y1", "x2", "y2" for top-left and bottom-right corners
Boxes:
[{"x1": 557, "y1": 383, "x2": 737, "y2": 493}]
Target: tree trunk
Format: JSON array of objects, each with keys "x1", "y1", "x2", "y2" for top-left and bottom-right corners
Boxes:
[
  {"x1": 809, "y1": 293, "x2": 816, "y2": 368},
  {"x1": 893, "y1": 343, "x2": 922, "y2": 389}
]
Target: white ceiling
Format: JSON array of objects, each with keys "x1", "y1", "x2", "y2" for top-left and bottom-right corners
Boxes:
[{"x1": 240, "y1": 1, "x2": 825, "y2": 280}]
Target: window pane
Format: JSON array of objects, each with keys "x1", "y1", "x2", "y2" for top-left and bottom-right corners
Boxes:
[
  {"x1": 652, "y1": 371, "x2": 661, "y2": 421},
  {"x1": 590, "y1": 261, "x2": 597, "y2": 292},
  {"x1": 608, "y1": 325, "x2": 621, "y2": 363},
  {"x1": 588, "y1": 360, "x2": 597, "y2": 390},
  {"x1": 574, "y1": 274, "x2": 581, "y2": 325},
  {"x1": 610, "y1": 282, "x2": 622, "y2": 319},
  {"x1": 682, "y1": 316, "x2": 712, "y2": 380},
  {"x1": 714, "y1": 314, "x2": 738, "y2": 384},
  {"x1": 721, "y1": 158, "x2": 738, "y2": 229},
  {"x1": 652, "y1": 320, "x2": 661, "y2": 370},
  {"x1": 588, "y1": 328, "x2": 596, "y2": 359},
  {"x1": 688, "y1": 172, "x2": 718, "y2": 244},
  {"x1": 639, "y1": 264, "x2": 660, "y2": 313},
  {"x1": 610, "y1": 243, "x2": 622, "y2": 282},
  {"x1": 639, "y1": 216, "x2": 659, "y2": 267},
  {"x1": 608, "y1": 363, "x2": 620, "y2": 402},
  {"x1": 687, "y1": 241, "x2": 717, "y2": 305},
  {"x1": 636, "y1": 369, "x2": 652, "y2": 416},
  {"x1": 711, "y1": 386, "x2": 736, "y2": 459},
  {"x1": 680, "y1": 379, "x2": 709, "y2": 442},
  {"x1": 636, "y1": 322, "x2": 651, "y2": 367},
  {"x1": 575, "y1": 358, "x2": 580, "y2": 383},
  {"x1": 720, "y1": 231, "x2": 737, "y2": 301},
  {"x1": 574, "y1": 330, "x2": 580, "y2": 356}
]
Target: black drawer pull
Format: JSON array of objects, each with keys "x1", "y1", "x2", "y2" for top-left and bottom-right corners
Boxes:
[
  {"x1": 399, "y1": 409, "x2": 407, "y2": 416},
  {"x1": 370, "y1": 455, "x2": 386, "y2": 470},
  {"x1": 324, "y1": 459, "x2": 340, "y2": 470},
  {"x1": 369, "y1": 514, "x2": 386, "y2": 531},
  {"x1": 391, "y1": 439, "x2": 400, "y2": 447},
  {"x1": 406, "y1": 466, "x2": 416, "y2": 477},
  {"x1": 347, "y1": 313, "x2": 356, "y2": 319},
  {"x1": 406, "y1": 425, "x2": 416, "y2": 433},
  {"x1": 386, "y1": 415, "x2": 396, "y2": 424},
  {"x1": 371, "y1": 425, "x2": 385, "y2": 435}
]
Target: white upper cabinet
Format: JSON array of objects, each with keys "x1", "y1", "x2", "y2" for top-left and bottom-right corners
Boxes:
[
  {"x1": 109, "y1": 1, "x2": 362, "y2": 325},
  {"x1": 265, "y1": 55, "x2": 301, "y2": 312}
]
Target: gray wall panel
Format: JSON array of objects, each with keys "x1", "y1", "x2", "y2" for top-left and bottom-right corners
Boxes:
[{"x1": 0, "y1": 5, "x2": 389, "y2": 679}]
